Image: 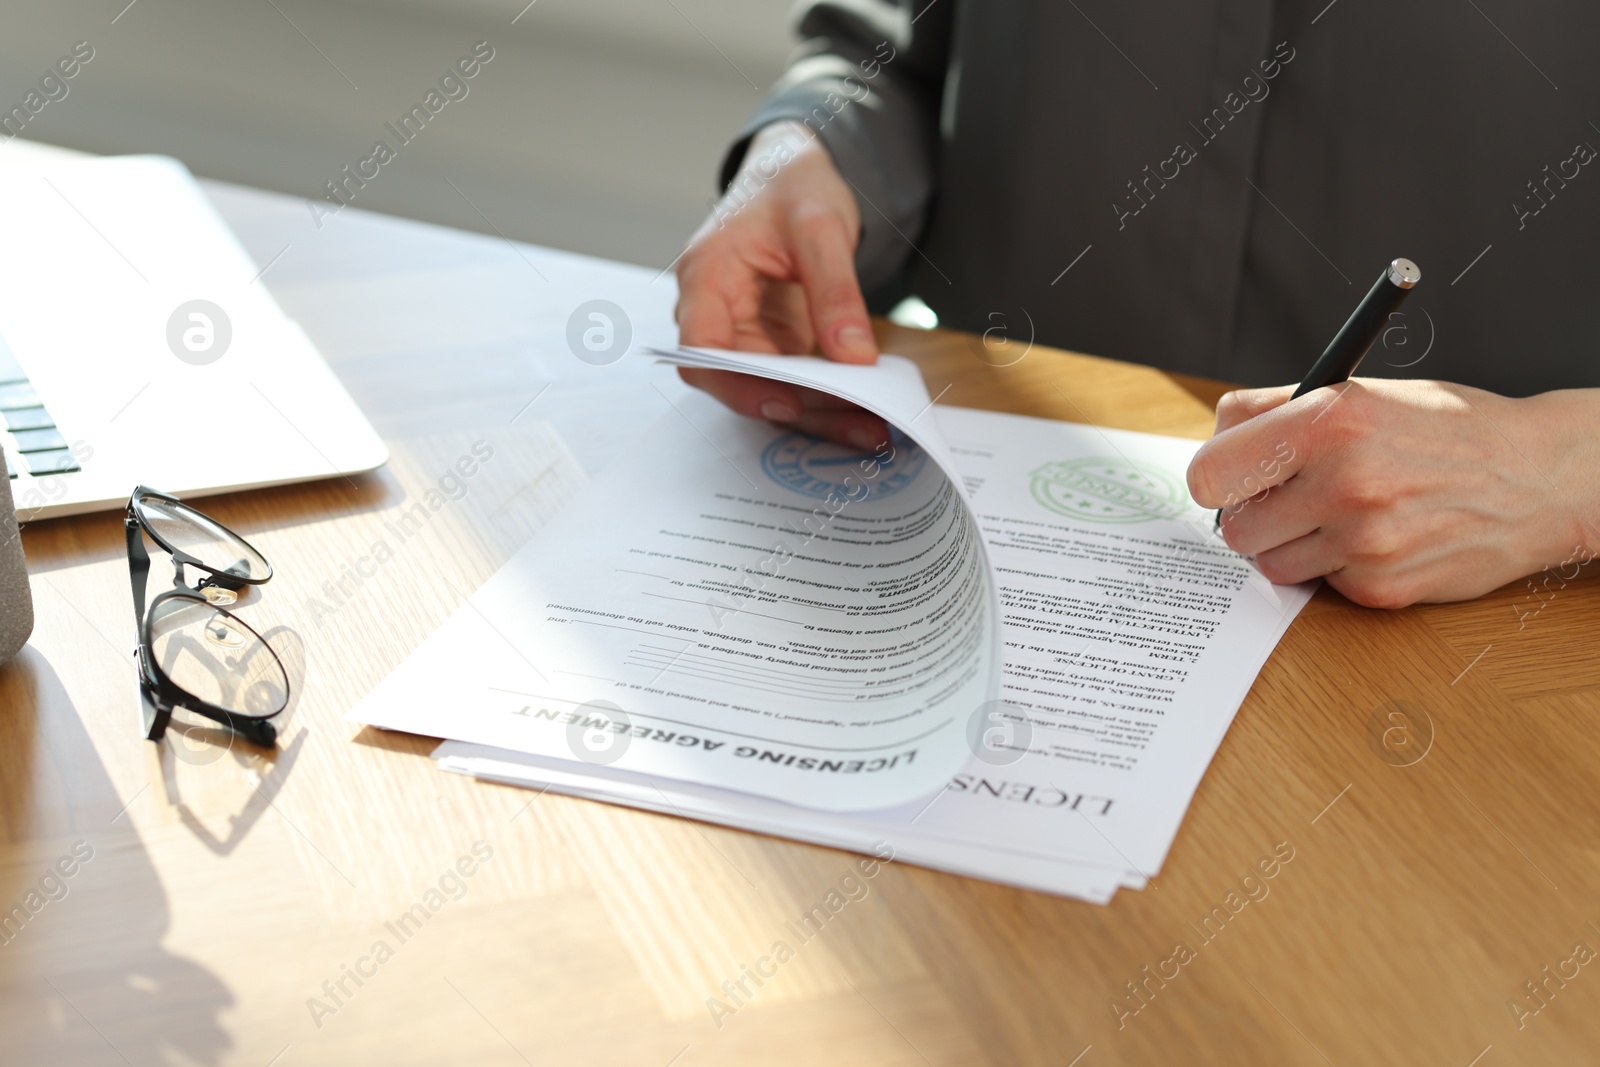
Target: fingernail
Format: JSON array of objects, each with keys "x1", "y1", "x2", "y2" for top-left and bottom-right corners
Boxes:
[
  {"x1": 847, "y1": 426, "x2": 882, "y2": 451},
  {"x1": 760, "y1": 400, "x2": 799, "y2": 423},
  {"x1": 835, "y1": 325, "x2": 875, "y2": 360}
]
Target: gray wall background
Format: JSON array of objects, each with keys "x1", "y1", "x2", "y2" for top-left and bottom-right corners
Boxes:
[{"x1": 0, "y1": 0, "x2": 795, "y2": 268}]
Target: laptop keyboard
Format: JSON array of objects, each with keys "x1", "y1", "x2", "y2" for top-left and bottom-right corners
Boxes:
[{"x1": 0, "y1": 336, "x2": 81, "y2": 480}]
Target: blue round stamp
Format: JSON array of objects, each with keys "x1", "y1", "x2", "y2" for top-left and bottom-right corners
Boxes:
[{"x1": 759, "y1": 429, "x2": 927, "y2": 501}]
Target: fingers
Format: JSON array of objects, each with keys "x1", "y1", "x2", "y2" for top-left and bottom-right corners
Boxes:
[
  {"x1": 1187, "y1": 398, "x2": 1313, "y2": 509},
  {"x1": 1214, "y1": 384, "x2": 1297, "y2": 434},
  {"x1": 673, "y1": 126, "x2": 876, "y2": 439},
  {"x1": 678, "y1": 366, "x2": 802, "y2": 422},
  {"x1": 677, "y1": 123, "x2": 870, "y2": 365},
  {"x1": 757, "y1": 281, "x2": 816, "y2": 355},
  {"x1": 676, "y1": 252, "x2": 744, "y2": 351},
  {"x1": 675, "y1": 369, "x2": 890, "y2": 450},
  {"x1": 1240, "y1": 493, "x2": 1436, "y2": 606},
  {"x1": 1218, "y1": 474, "x2": 1322, "y2": 557},
  {"x1": 793, "y1": 407, "x2": 892, "y2": 451},
  {"x1": 1187, "y1": 428, "x2": 1305, "y2": 511},
  {"x1": 1255, "y1": 530, "x2": 1436, "y2": 608},
  {"x1": 783, "y1": 385, "x2": 890, "y2": 447},
  {"x1": 1252, "y1": 529, "x2": 1340, "y2": 586},
  {"x1": 788, "y1": 208, "x2": 877, "y2": 364},
  {"x1": 679, "y1": 254, "x2": 813, "y2": 355}
]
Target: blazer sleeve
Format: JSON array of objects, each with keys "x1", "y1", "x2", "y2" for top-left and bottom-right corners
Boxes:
[{"x1": 719, "y1": 0, "x2": 954, "y2": 290}]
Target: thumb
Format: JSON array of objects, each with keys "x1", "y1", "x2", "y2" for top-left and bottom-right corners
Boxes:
[
  {"x1": 1213, "y1": 385, "x2": 1296, "y2": 434},
  {"x1": 790, "y1": 209, "x2": 876, "y2": 363}
]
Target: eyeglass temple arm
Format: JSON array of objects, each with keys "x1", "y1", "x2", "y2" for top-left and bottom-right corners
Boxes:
[
  {"x1": 138, "y1": 670, "x2": 171, "y2": 741},
  {"x1": 125, "y1": 507, "x2": 152, "y2": 630}
]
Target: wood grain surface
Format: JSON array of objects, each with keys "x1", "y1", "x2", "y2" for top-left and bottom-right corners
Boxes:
[{"x1": 1, "y1": 316, "x2": 1595, "y2": 1067}]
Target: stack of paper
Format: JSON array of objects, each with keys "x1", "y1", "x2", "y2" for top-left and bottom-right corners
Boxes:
[{"x1": 348, "y1": 348, "x2": 1314, "y2": 902}]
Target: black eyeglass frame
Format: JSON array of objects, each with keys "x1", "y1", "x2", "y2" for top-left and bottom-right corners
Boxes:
[{"x1": 125, "y1": 486, "x2": 286, "y2": 748}]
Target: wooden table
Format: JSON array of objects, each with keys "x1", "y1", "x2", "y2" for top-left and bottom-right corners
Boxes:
[{"x1": 4, "y1": 194, "x2": 1599, "y2": 1067}]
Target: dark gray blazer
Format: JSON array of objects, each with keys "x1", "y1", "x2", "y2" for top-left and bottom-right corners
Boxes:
[{"x1": 722, "y1": 0, "x2": 1600, "y2": 395}]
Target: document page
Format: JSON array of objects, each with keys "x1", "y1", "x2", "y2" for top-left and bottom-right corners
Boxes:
[
  {"x1": 348, "y1": 374, "x2": 1001, "y2": 811},
  {"x1": 855, "y1": 405, "x2": 1314, "y2": 874},
  {"x1": 425, "y1": 402, "x2": 1315, "y2": 893},
  {"x1": 433, "y1": 740, "x2": 1127, "y2": 903}
]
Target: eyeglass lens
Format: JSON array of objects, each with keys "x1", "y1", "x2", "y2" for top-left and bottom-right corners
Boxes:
[
  {"x1": 148, "y1": 597, "x2": 288, "y2": 719},
  {"x1": 136, "y1": 492, "x2": 271, "y2": 582}
]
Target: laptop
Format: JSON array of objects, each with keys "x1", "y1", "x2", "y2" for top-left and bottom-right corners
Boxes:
[{"x1": 0, "y1": 152, "x2": 387, "y2": 520}]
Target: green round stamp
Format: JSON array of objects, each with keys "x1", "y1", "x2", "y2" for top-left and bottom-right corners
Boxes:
[{"x1": 1029, "y1": 458, "x2": 1189, "y2": 523}]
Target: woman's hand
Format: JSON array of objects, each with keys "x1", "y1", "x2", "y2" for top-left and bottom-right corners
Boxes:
[
  {"x1": 1186, "y1": 378, "x2": 1600, "y2": 607},
  {"x1": 674, "y1": 121, "x2": 890, "y2": 450}
]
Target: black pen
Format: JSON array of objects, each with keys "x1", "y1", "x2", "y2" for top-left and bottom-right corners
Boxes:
[{"x1": 1216, "y1": 257, "x2": 1420, "y2": 527}]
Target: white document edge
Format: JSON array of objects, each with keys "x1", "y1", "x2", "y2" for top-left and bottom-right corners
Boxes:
[{"x1": 434, "y1": 743, "x2": 1124, "y2": 903}]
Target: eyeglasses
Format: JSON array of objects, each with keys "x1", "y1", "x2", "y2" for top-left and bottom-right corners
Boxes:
[{"x1": 125, "y1": 486, "x2": 288, "y2": 748}]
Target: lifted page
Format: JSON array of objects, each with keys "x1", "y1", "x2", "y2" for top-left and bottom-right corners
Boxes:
[{"x1": 348, "y1": 354, "x2": 1000, "y2": 811}]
